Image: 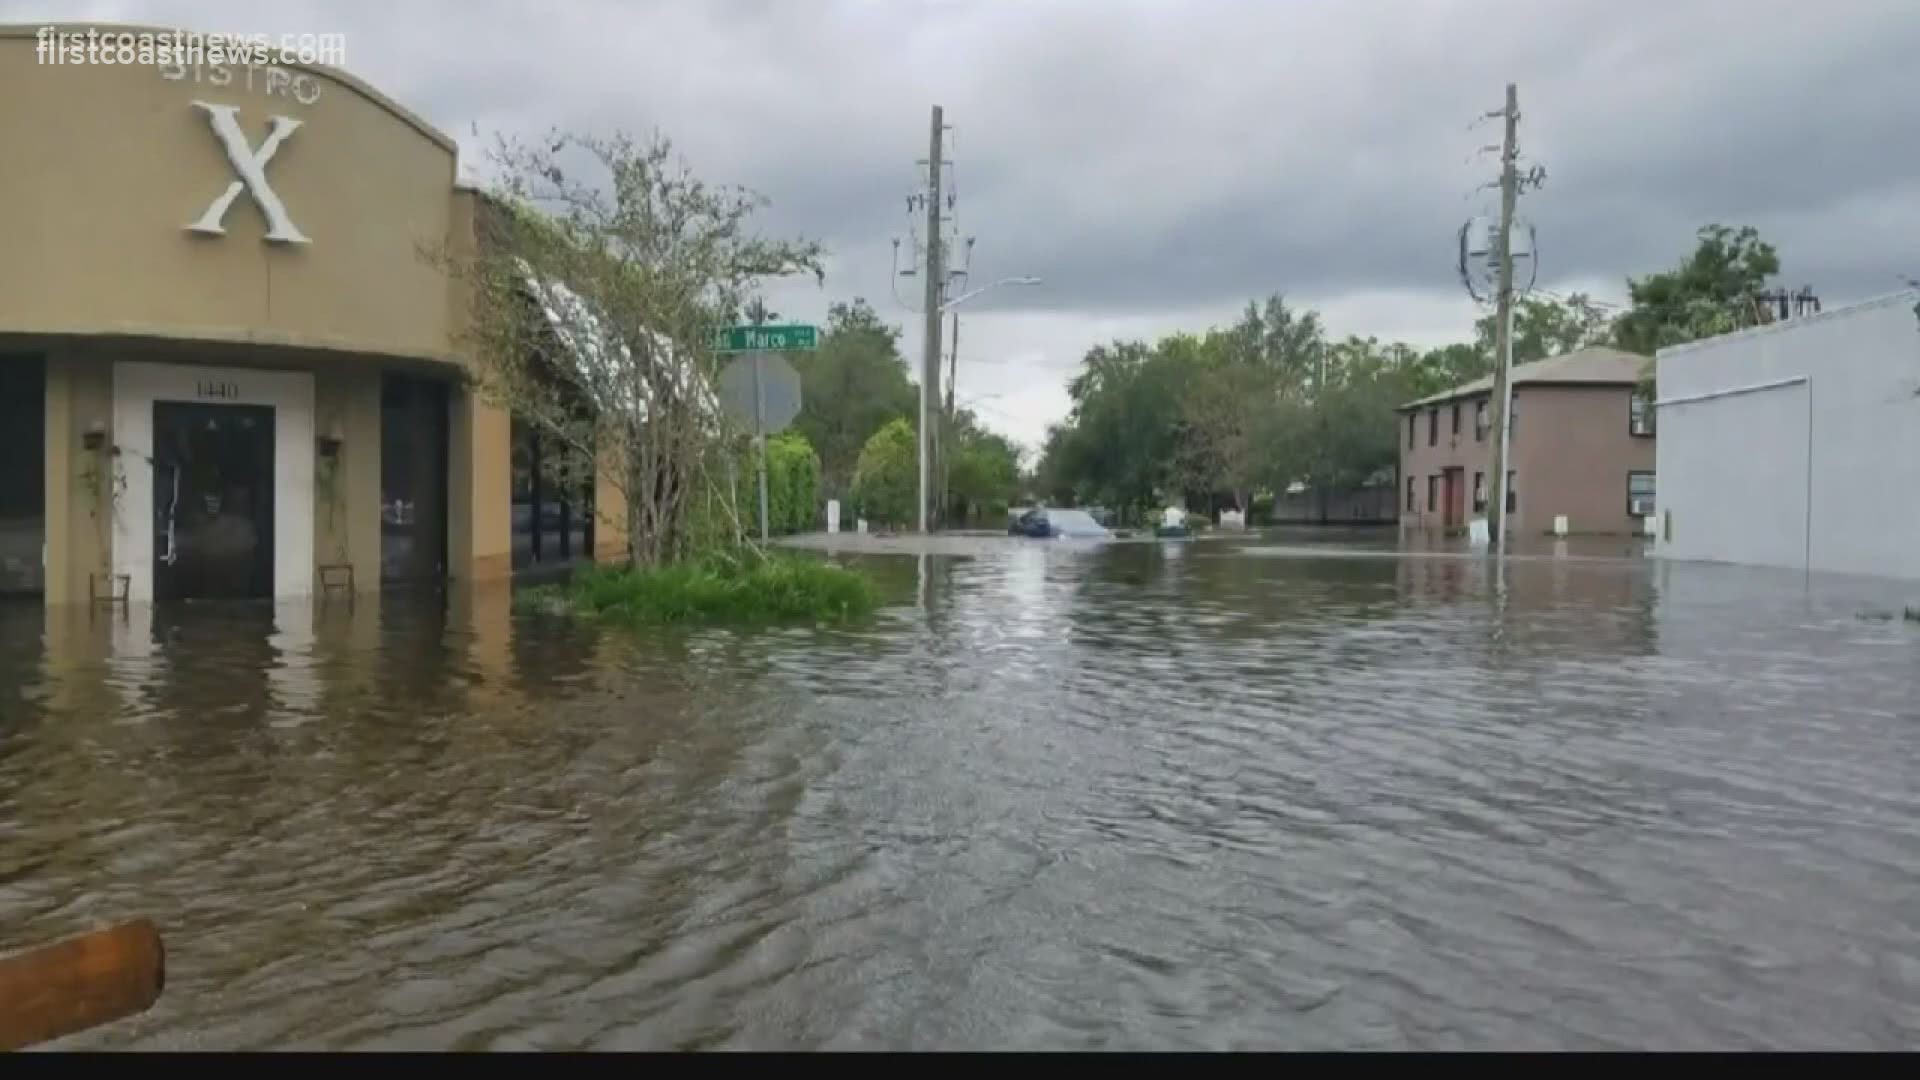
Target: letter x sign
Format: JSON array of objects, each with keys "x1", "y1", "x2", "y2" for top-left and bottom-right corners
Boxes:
[{"x1": 186, "y1": 101, "x2": 310, "y2": 245}]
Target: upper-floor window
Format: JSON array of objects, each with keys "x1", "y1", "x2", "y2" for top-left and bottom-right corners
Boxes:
[
  {"x1": 1451, "y1": 402, "x2": 1461, "y2": 437},
  {"x1": 1427, "y1": 407, "x2": 1438, "y2": 447},
  {"x1": 1475, "y1": 399, "x2": 1488, "y2": 441},
  {"x1": 1630, "y1": 392, "x2": 1655, "y2": 437},
  {"x1": 1407, "y1": 412, "x2": 1415, "y2": 449}
]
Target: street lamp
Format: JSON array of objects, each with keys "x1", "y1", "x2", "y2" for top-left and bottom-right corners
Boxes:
[
  {"x1": 939, "y1": 276, "x2": 1042, "y2": 314},
  {"x1": 918, "y1": 276, "x2": 1040, "y2": 534}
]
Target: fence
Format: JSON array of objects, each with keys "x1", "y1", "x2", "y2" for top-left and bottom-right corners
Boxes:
[{"x1": 1263, "y1": 486, "x2": 1398, "y2": 525}]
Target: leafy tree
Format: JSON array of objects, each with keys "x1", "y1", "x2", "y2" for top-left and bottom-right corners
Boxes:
[
  {"x1": 1039, "y1": 293, "x2": 1452, "y2": 525},
  {"x1": 445, "y1": 129, "x2": 822, "y2": 566},
  {"x1": 1062, "y1": 340, "x2": 1188, "y2": 522},
  {"x1": 1033, "y1": 422, "x2": 1085, "y2": 506},
  {"x1": 1408, "y1": 342, "x2": 1490, "y2": 400},
  {"x1": 1212, "y1": 294, "x2": 1328, "y2": 384},
  {"x1": 1613, "y1": 224, "x2": 1781, "y2": 357},
  {"x1": 791, "y1": 299, "x2": 917, "y2": 500},
  {"x1": 1475, "y1": 293, "x2": 1615, "y2": 365},
  {"x1": 1177, "y1": 337, "x2": 1282, "y2": 516},
  {"x1": 850, "y1": 418, "x2": 917, "y2": 528},
  {"x1": 1257, "y1": 336, "x2": 1417, "y2": 519},
  {"x1": 944, "y1": 413, "x2": 1022, "y2": 524}
]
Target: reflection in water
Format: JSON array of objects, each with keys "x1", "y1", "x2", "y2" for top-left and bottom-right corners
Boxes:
[{"x1": 3, "y1": 532, "x2": 1919, "y2": 1050}]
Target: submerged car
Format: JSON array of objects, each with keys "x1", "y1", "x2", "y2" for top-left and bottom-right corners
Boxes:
[{"x1": 1008, "y1": 507, "x2": 1113, "y2": 540}]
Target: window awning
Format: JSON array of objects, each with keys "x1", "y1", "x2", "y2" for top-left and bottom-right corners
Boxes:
[{"x1": 515, "y1": 259, "x2": 720, "y2": 427}]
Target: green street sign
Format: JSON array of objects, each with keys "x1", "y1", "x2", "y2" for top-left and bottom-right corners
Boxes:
[{"x1": 714, "y1": 324, "x2": 818, "y2": 352}]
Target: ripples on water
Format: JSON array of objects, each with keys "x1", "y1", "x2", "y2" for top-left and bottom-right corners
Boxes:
[{"x1": 2, "y1": 530, "x2": 1918, "y2": 1050}]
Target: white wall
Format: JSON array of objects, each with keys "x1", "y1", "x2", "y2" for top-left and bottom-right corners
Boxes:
[
  {"x1": 112, "y1": 361, "x2": 315, "y2": 601},
  {"x1": 1654, "y1": 291, "x2": 1920, "y2": 580}
]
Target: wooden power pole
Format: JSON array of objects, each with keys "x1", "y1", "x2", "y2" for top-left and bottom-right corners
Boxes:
[
  {"x1": 1486, "y1": 83, "x2": 1519, "y2": 551},
  {"x1": 942, "y1": 309, "x2": 959, "y2": 523},
  {"x1": 918, "y1": 105, "x2": 945, "y2": 534}
]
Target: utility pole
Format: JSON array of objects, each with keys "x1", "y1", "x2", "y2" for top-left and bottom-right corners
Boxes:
[
  {"x1": 1486, "y1": 83, "x2": 1519, "y2": 553},
  {"x1": 942, "y1": 308, "x2": 959, "y2": 520},
  {"x1": 918, "y1": 105, "x2": 945, "y2": 534}
]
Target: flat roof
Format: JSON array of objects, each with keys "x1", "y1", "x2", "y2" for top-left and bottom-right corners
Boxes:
[{"x1": 1655, "y1": 288, "x2": 1920, "y2": 359}]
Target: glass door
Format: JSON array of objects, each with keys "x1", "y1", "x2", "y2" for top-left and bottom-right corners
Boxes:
[{"x1": 152, "y1": 402, "x2": 275, "y2": 601}]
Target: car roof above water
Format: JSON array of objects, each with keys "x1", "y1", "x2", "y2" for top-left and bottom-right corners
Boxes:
[{"x1": 1038, "y1": 509, "x2": 1110, "y2": 536}]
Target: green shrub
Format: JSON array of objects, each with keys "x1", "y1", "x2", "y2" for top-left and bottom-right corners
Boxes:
[
  {"x1": 851, "y1": 418, "x2": 915, "y2": 528},
  {"x1": 543, "y1": 550, "x2": 878, "y2": 625},
  {"x1": 767, "y1": 431, "x2": 821, "y2": 534},
  {"x1": 680, "y1": 433, "x2": 822, "y2": 545}
]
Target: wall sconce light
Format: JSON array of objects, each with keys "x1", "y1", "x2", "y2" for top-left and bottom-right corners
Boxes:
[
  {"x1": 317, "y1": 418, "x2": 344, "y2": 459},
  {"x1": 81, "y1": 418, "x2": 108, "y2": 452}
]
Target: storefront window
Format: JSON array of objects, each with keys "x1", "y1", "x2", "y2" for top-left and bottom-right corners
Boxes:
[
  {"x1": 510, "y1": 417, "x2": 594, "y2": 573},
  {"x1": 0, "y1": 357, "x2": 45, "y2": 595},
  {"x1": 381, "y1": 374, "x2": 450, "y2": 584}
]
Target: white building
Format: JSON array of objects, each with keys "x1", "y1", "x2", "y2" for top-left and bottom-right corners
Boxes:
[{"x1": 1653, "y1": 289, "x2": 1920, "y2": 580}]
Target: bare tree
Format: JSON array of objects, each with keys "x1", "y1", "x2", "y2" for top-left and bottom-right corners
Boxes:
[{"x1": 438, "y1": 130, "x2": 823, "y2": 567}]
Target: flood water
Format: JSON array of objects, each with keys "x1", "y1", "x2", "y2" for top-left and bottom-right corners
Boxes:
[{"x1": 4, "y1": 528, "x2": 1919, "y2": 1050}]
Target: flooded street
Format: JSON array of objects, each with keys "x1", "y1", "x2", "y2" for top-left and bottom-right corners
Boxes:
[{"x1": 4, "y1": 529, "x2": 1919, "y2": 1050}]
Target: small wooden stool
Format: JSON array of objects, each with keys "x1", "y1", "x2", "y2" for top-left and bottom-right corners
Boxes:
[
  {"x1": 318, "y1": 563, "x2": 355, "y2": 596},
  {"x1": 88, "y1": 573, "x2": 130, "y2": 606}
]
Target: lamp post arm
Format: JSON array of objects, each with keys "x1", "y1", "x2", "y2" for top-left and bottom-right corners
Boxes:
[{"x1": 939, "y1": 276, "x2": 1041, "y2": 313}]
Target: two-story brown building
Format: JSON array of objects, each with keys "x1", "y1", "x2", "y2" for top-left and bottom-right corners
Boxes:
[
  {"x1": 1397, "y1": 346, "x2": 1656, "y2": 537},
  {"x1": 0, "y1": 24, "x2": 628, "y2": 606}
]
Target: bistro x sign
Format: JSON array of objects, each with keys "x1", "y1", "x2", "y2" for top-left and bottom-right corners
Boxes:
[{"x1": 185, "y1": 101, "x2": 310, "y2": 245}]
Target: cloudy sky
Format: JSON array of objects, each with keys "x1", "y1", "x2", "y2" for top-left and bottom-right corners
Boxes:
[{"x1": 13, "y1": 0, "x2": 1918, "y2": 453}]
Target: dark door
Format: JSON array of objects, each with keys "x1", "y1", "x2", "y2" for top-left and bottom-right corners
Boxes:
[
  {"x1": 0, "y1": 356, "x2": 45, "y2": 595},
  {"x1": 380, "y1": 374, "x2": 450, "y2": 585},
  {"x1": 153, "y1": 402, "x2": 275, "y2": 601},
  {"x1": 1443, "y1": 467, "x2": 1465, "y2": 529}
]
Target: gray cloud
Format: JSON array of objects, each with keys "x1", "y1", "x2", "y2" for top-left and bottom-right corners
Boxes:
[{"x1": 12, "y1": 0, "x2": 1917, "y2": 445}]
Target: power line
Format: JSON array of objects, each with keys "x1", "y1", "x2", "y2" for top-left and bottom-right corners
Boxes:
[{"x1": 1533, "y1": 288, "x2": 1625, "y2": 311}]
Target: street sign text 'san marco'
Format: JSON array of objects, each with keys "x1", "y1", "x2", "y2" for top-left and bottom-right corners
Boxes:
[{"x1": 713, "y1": 325, "x2": 817, "y2": 353}]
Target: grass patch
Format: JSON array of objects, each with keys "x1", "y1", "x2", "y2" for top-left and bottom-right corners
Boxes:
[{"x1": 520, "y1": 549, "x2": 880, "y2": 626}]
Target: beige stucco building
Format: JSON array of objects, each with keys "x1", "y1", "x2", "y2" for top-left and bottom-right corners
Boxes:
[
  {"x1": 1397, "y1": 347, "x2": 1657, "y2": 537},
  {"x1": 0, "y1": 24, "x2": 625, "y2": 606}
]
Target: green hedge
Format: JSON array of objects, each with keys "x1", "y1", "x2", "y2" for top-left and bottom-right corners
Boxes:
[
  {"x1": 850, "y1": 418, "x2": 915, "y2": 528},
  {"x1": 521, "y1": 549, "x2": 877, "y2": 625},
  {"x1": 766, "y1": 431, "x2": 821, "y2": 535},
  {"x1": 683, "y1": 432, "x2": 822, "y2": 547}
]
